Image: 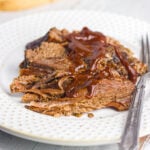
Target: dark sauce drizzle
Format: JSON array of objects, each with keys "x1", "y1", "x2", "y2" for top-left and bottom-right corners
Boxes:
[
  {"x1": 26, "y1": 32, "x2": 49, "y2": 49},
  {"x1": 64, "y1": 27, "x2": 138, "y2": 98},
  {"x1": 115, "y1": 48, "x2": 137, "y2": 83},
  {"x1": 24, "y1": 27, "x2": 137, "y2": 98},
  {"x1": 65, "y1": 27, "x2": 108, "y2": 98}
]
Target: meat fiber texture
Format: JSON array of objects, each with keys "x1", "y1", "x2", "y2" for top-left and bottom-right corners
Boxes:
[{"x1": 10, "y1": 27, "x2": 147, "y2": 117}]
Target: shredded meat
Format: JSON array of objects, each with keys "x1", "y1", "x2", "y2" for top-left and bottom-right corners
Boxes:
[
  {"x1": 10, "y1": 75, "x2": 40, "y2": 93},
  {"x1": 10, "y1": 27, "x2": 147, "y2": 117},
  {"x1": 25, "y1": 79, "x2": 134, "y2": 116},
  {"x1": 48, "y1": 27, "x2": 69, "y2": 43}
]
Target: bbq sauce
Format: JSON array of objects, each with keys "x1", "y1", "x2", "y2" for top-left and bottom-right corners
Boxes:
[
  {"x1": 65, "y1": 27, "x2": 137, "y2": 98},
  {"x1": 115, "y1": 48, "x2": 137, "y2": 83},
  {"x1": 65, "y1": 27, "x2": 107, "y2": 98}
]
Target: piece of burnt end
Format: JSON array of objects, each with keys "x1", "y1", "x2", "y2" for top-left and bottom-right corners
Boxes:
[
  {"x1": 19, "y1": 60, "x2": 27, "y2": 68},
  {"x1": 26, "y1": 32, "x2": 49, "y2": 49},
  {"x1": 26, "y1": 28, "x2": 69, "y2": 50}
]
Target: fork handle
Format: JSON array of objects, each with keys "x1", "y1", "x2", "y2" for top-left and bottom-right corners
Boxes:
[{"x1": 119, "y1": 77, "x2": 146, "y2": 150}]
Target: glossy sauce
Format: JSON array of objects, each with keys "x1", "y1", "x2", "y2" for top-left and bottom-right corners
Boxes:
[
  {"x1": 65, "y1": 27, "x2": 137, "y2": 98},
  {"x1": 65, "y1": 27, "x2": 108, "y2": 98},
  {"x1": 115, "y1": 48, "x2": 137, "y2": 83}
]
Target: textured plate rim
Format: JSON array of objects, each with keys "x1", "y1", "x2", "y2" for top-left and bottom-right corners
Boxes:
[{"x1": 0, "y1": 125, "x2": 119, "y2": 146}]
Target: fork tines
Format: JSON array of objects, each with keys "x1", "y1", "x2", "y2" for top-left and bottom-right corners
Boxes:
[{"x1": 141, "y1": 34, "x2": 150, "y2": 71}]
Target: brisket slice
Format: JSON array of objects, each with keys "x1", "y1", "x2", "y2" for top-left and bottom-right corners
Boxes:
[
  {"x1": 10, "y1": 70, "x2": 70, "y2": 93},
  {"x1": 24, "y1": 42, "x2": 72, "y2": 71},
  {"x1": 26, "y1": 97, "x2": 131, "y2": 117},
  {"x1": 19, "y1": 67, "x2": 53, "y2": 76},
  {"x1": 10, "y1": 75, "x2": 40, "y2": 93},
  {"x1": 21, "y1": 28, "x2": 69, "y2": 68},
  {"x1": 29, "y1": 57, "x2": 71, "y2": 71},
  {"x1": 25, "y1": 27, "x2": 69, "y2": 50},
  {"x1": 22, "y1": 88, "x2": 65, "y2": 103},
  {"x1": 25, "y1": 79, "x2": 135, "y2": 116}
]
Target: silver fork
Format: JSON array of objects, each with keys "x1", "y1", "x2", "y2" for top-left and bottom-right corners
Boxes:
[{"x1": 119, "y1": 35, "x2": 150, "y2": 150}]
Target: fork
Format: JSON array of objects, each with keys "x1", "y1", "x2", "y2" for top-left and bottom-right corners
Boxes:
[{"x1": 119, "y1": 35, "x2": 150, "y2": 150}]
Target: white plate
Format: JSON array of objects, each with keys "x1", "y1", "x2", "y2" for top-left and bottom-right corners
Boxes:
[{"x1": 0, "y1": 11, "x2": 150, "y2": 146}]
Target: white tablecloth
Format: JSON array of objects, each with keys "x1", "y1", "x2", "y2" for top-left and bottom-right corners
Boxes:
[{"x1": 0, "y1": 0, "x2": 150, "y2": 149}]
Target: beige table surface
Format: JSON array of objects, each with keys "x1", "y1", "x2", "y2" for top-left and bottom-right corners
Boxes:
[{"x1": 0, "y1": 0, "x2": 150, "y2": 149}]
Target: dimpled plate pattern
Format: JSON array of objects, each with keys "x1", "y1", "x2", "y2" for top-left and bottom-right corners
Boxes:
[{"x1": 0, "y1": 11, "x2": 150, "y2": 146}]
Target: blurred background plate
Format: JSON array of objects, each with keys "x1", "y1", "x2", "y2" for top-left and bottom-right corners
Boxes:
[{"x1": 0, "y1": 0, "x2": 55, "y2": 11}]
